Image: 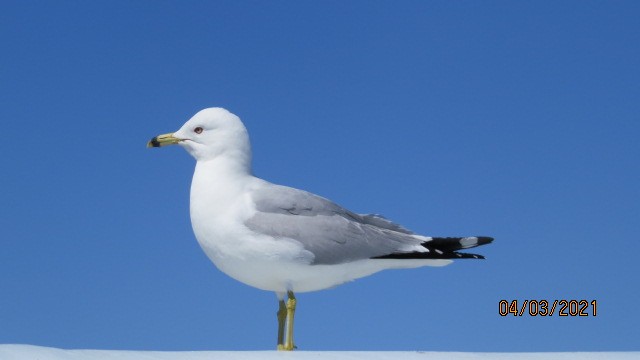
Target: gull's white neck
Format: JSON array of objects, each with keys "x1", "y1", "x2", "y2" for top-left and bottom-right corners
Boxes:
[{"x1": 190, "y1": 155, "x2": 254, "y2": 217}]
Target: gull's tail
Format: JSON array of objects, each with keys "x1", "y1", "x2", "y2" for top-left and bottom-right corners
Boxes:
[{"x1": 373, "y1": 236, "x2": 494, "y2": 260}]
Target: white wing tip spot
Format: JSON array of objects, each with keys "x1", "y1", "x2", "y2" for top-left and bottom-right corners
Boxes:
[{"x1": 460, "y1": 237, "x2": 479, "y2": 248}]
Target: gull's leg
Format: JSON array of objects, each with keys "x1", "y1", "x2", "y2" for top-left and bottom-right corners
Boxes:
[
  {"x1": 283, "y1": 290, "x2": 297, "y2": 351},
  {"x1": 276, "y1": 298, "x2": 287, "y2": 350}
]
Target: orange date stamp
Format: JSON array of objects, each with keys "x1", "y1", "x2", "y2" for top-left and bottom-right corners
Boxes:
[{"x1": 498, "y1": 299, "x2": 597, "y2": 317}]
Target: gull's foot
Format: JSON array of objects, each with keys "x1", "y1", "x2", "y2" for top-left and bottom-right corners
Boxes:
[{"x1": 278, "y1": 343, "x2": 296, "y2": 351}]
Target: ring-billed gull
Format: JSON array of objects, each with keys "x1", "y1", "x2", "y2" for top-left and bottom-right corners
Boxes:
[{"x1": 147, "y1": 108, "x2": 493, "y2": 350}]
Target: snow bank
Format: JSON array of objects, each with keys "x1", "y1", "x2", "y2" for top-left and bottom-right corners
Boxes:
[{"x1": 0, "y1": 345, "x2": 638, "y2": 360}]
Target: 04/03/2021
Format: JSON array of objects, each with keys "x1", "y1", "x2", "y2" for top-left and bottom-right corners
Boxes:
[{"x1": 499, "y1": 299, "x2": 597, "y2": 317}]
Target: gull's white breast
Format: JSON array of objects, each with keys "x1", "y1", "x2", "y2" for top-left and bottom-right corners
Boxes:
[{"x1": 188, "y1": 160, "x2": 312, "y2": 292}]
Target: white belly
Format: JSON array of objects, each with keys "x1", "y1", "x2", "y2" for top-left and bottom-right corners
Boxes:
[
  {"x1": 193, "y1": 225, "x2": 452, "y2": 293},
  {"x1": 210, "y1": 256, "x2": 452, "y2": 293}
]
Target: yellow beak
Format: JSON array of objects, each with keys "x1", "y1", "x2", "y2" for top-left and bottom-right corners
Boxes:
[{"x1": 147, "y1": 133, "x2": 181, "y2": 148}]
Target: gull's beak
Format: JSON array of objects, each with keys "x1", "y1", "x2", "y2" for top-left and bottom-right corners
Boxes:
[{"x1": 147, "y1": 133, "x2": 181, "y2": 148}]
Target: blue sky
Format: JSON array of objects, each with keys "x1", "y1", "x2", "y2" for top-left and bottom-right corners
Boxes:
[{"x1": 1, "y1": 0, "x2": 639, "y2": 352}]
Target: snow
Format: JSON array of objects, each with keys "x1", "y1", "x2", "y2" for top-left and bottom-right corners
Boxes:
[{"x1": 0, "y1": 345, "x2": 638, "y2": 360}]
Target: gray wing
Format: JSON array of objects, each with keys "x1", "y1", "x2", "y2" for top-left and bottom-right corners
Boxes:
[{"x1": 245, "y1": 184, "x2": 423, "y2": 265}]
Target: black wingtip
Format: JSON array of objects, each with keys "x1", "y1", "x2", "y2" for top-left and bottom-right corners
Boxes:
[
  {"x1": 426, "y1": 236, "x2": 494, "y2": 252},
  {"x1": 372, "y1": 235, "x2": 494, "y2": 261},
  {"x1": 477, "y1": 236, "x2": 494, "y2": 245},
  {"x1": 372, "y1": 251, "x2": 486, "y2": 260}
]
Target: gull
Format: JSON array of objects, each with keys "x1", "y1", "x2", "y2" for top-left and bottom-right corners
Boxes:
[{"x1": 147, "y1": 108, "x2": 493, "y2": 350}]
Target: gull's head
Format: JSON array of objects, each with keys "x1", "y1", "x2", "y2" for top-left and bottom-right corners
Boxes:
[{"x1": 147, "y1": 108, "x2": 251, "y2": 164}]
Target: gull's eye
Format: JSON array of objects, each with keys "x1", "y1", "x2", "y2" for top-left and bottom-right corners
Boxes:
[{"x1": 194, "y1": 127, "x2": 203, "y2": 134}]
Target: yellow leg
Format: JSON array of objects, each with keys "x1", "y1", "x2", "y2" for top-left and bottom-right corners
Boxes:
[
  {"x1": 276, "y1": 299, "x2": 286, "y2": 350},
  {"x1": 282, "y1": 291, "x2": 297, "y2": 351}
]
